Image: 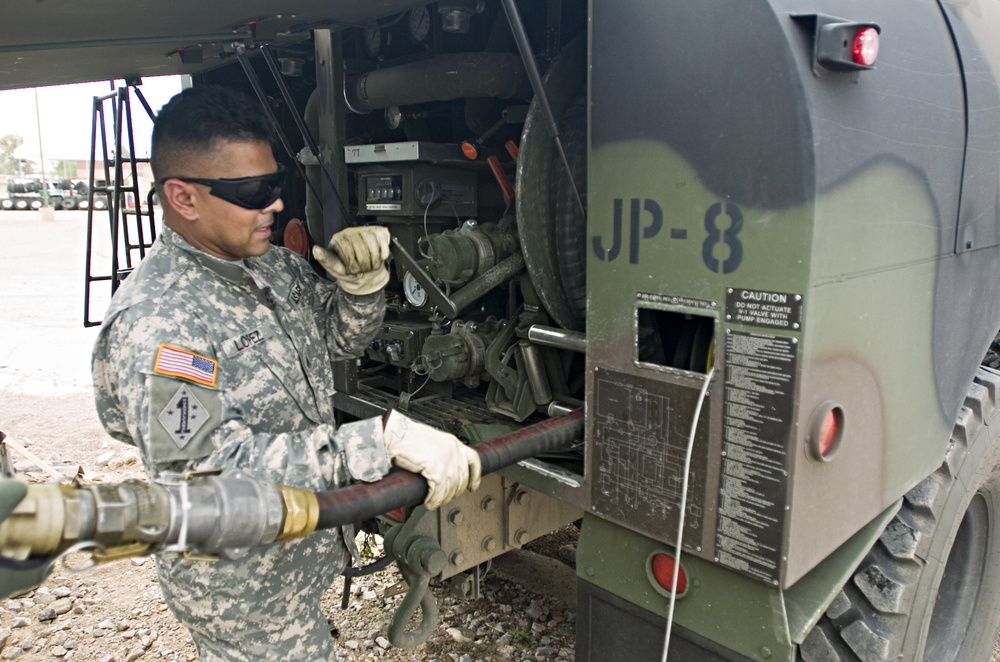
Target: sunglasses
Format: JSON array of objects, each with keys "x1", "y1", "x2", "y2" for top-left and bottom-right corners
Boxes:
[{"x1": 165, "y1": 164, "x2": 286, "y2": 210}]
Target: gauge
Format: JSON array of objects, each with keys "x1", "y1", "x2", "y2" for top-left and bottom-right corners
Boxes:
[
  {"x1": 385, "y1": 105, "x2": 404, "y2": 130},
  {"x1": 407, "y1": 6, "x2": 432, "y2": 44},
  {"x1": 403, "y1": 271, "x2": 428, "y2": 307},
  {"x1": 362, "y1": 26, "x2": 382, "y2": 56}
]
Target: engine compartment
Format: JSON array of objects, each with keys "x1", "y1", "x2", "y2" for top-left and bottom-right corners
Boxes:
[{"x1": 203, "y1": 1, "x2": 592, "y2": 476}]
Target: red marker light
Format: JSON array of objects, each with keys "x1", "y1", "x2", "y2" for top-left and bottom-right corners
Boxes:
[
  {"x1": 809, "y1": 402, "x2": 845, "y2": 461},
  {"x1": 649, "y1": 552, "x2": 688, "y2": 596},
  {"x1": 818, "y1": 410, "x2": 839, "y2": 458},
  {"x1": 852, "y1": 27, "x2": 879, "y2": 67}
]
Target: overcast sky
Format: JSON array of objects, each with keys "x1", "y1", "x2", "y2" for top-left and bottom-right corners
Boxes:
[{"x1": 0, "y1": 76, "x2": 184, "y2": 166}]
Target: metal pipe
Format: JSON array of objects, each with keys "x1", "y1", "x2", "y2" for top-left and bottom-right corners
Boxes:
[
  {"x1": 519, "y1": 341, "x2": 553, "y2": 405},
  {"x1": 345, "y1": 53, "x2": 531, "y2": 112},
  {"x1": 260, "y1": 45, "x2": 350, "y2": 224},
  {"x1": 528, "y1": 325, "x2": 587, "y2": 353}
]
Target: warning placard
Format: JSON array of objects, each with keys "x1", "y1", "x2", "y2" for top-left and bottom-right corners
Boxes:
[{"x1": 725, "y1": 288, "x2": 802, "y2": 330}]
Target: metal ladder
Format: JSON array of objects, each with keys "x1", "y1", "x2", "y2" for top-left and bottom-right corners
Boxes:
[{"x1": 83, "y1": 82, "x2": 157, "y2": 327}]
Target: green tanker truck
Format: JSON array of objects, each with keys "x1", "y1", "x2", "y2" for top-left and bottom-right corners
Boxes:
[{"x1": 2, "y1": 1, "x2": 999, "y2": 660}]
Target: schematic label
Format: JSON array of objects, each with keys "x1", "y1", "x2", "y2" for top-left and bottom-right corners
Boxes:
[
  {"x1": 591, "y1": 369, "x2": 709, "y2": 547},
  {"x1": 716, "y1": 331, "x2": 797, "y2": 584},
  {"x1": 725, "y1": 288, "x2": 802, "y2": 330}
]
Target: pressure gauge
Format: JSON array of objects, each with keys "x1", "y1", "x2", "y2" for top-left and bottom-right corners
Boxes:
[
  {"x1": 362, "y1": 26, "x2": 382, "y2": 56},
  {"x1": 403, "y1": 271, "x2": 428, "y2": 307},
  {"x1": 407, "y1": 6, "x2": 432, "y2": 44}
]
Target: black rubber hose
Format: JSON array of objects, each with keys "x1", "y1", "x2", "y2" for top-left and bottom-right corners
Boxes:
[{"x1": 314, "y1": 410, "x2": 583, "y2": 531}]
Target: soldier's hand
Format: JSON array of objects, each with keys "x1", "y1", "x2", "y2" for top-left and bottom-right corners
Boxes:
[
  {"x1": 312, "y1": 226, "x2": 390, "y2": 296},
  {"x1": 382, "y1": 410, "x2": 482, "y2": 511}
]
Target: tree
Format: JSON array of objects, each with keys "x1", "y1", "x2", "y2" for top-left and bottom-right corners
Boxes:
[
  {"x1": 53, "y1": 159, "x2": 78, "y2": 178},
  {"x1": 0, "y1": 134, "x2": 25, "y2": 175}
]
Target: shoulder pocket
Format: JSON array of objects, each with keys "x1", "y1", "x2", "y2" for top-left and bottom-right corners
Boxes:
[{"x1": 147, "y1": 376, "x2": 221, "y2": 463}]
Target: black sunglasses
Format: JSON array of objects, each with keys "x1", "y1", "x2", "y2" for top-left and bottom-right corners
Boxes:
[{"x1": 165, "y1": 164, "x2": 286, "y2": 210}]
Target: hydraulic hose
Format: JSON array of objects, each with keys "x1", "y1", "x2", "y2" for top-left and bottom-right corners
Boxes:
[
  {"x1": 314, "y1": 409, "x2": 583, "y2": 530},
  {"x1": 0, "y1": 411, "x2": 583, "y2": 570}
]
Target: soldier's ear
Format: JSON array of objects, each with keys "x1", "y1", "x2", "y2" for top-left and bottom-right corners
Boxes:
[{"x1": 160, "y1": 179, "x2": 200, "y2": 221}]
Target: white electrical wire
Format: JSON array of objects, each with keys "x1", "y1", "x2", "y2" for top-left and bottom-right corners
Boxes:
[{"x1": 661, "y1": 367, "x2": 715, "y2": 662}]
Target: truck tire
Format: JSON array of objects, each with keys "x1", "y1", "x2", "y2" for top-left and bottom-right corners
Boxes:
[
  {"x1": 1, "y1": 199, "x2": 13, "y2": 210},
  {"x1": 799, "y1": 368, "x2": 1000, "y2": 662}
]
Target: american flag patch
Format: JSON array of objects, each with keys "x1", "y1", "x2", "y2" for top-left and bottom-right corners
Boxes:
[{"x1": 153, "y1": 345, "x2": 218, "y2": 387}]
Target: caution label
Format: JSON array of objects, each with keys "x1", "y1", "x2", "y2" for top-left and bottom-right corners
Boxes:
[{"x1": 725, "y1": 288, "x2": 802, "y2": 330}]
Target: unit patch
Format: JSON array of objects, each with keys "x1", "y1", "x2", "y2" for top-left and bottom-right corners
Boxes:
[
  {"x1": 153, "y1": 345, "x2": 218, "y2": 387},
  {"x1": 158, "y1": 383, "x2": 209, "y2": 449}
]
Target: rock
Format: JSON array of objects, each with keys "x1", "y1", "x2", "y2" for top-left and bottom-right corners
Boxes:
[
  {"x1": 125, "y1": 647, "x2": 145, "y2": 662},
  {"x1": 63, "y1": 639, "x2": 77, "y2": 650},
  {"x1": 0, "y1": 629, "x2": 8, "y2": 649},
  {"x1": 6, "y1": 600, "x2": 22, "y2": 612},
  {"x1": 11, "y1": 618, "x2": 30, "y2": 629},
  {"x1": 362, "y1": 590, "x2": 377, "y2": 600},
  {"x1": 459, "y1": 655, "x2": 473, "y2": 662},
  {"x1": 72, "y1": 605, "x2": 86, "y2": 615},
  {"x1": 131, "y1": 557, "x2": 147, "y2": 567},
  {"x1": 37, "y1": 607, "x2": 58, "y2": 622},
  {"x1": 97, "y1": 451, "x2": 116, "y2": 466},
  {"x1": 526, "y1": 599, "x2": 545, "y2": 620},
  {"x1": 97, "y1": 655, "x2": 115, "y2": 662},
  {"x1": 108, "y1": 458, "x2": 126, "y2": 471},
  {"x1": 375, "y1": 636, "x2": 389, "y2": 649},
  {"x1": 52, "y1": 587, "x2": 71, "y2": 598},
  {"x1": 51, "y1": 646, "x2": 68, "y2": 658},
  {"x1": 445, "y1": 627, "x2": 473, "y2": 644},
  {"x1": 344, "y1": 640, "x2": 359, "y2": 650},
  {"x1": 50, "y1": 598, "x2": 72, "y2": 615},
  {"x1": 33, "y1": 592, "x2": 56, "y2": 606},
  {"x1": 536, "y1": 646, "x2": 559, "y2": 658}
]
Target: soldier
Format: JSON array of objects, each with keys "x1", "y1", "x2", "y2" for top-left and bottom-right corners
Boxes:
[{"x1": 91, "y1": 85, "x2": 481, "y2": 661}]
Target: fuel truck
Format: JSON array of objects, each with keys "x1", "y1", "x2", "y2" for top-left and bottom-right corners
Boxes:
[{"x1": 2, "y1": 1, "x2": 999, "y2": 660}]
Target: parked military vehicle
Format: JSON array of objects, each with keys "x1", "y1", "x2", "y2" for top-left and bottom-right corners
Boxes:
[{"x1": 3, "y1": 1, "x2": 1000, "y2": 660}]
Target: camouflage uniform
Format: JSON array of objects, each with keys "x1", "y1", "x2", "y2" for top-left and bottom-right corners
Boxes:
[{"x1": 92, "y1": 226, "x2": 390, "y2": 661}]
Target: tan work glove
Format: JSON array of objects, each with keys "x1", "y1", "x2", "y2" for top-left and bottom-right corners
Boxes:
[
  {"x1": 383, "y1": 410, "x2": 482, "y2": 510},
  {"x1": 312, "y1": 226, "x2": 391, "y2": 296}
]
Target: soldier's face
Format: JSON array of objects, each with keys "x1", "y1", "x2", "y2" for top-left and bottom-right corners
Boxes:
[{"x1": 181, "y1": 140, "x2": 284, "y2": 261}]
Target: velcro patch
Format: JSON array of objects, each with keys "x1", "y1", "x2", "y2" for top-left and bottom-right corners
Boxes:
[
  {"x1": 153, "y1": 344, "x2": 218, "y2": 387},
  {"x1": 158, "y1": 383, "x2": 209, "y2": 449}
]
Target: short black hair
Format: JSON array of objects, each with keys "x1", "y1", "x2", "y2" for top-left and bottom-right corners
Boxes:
[{"x1": 151, "y1": 85, "x2": 275, "y2": 182}]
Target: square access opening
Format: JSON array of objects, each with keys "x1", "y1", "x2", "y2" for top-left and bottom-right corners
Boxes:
[{"x1": 636, "y1": 308, "x2": 715, "y2": 374}]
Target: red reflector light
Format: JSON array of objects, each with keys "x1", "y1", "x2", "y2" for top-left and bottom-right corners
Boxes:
[
  {"x1": 650, "y1": 553, "x2": 687, "y2": 595},
  {"x1": 809, "y1": 401, "x2": 845, "y2": 461},
  {"x1": 818, "y1": 411, "x2": 839, "y2": 458},
  {"x1": 852, "y1": 27, "x2": 879, "y2": 67},
  {"x1": 385, "y1": 508, "x2": 406, "y2": 522}
]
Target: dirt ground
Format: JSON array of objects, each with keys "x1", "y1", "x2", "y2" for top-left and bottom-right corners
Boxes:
[{"x1": 1, "y1": 209, "x2": 998, "y2": 662}]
